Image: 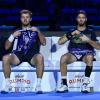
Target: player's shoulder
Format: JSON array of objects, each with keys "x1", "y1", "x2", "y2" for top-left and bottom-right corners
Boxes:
[
  {"x1": 67, "y1": 26, "x2": 76, "y2": 34},
  {"x1": 14, "y1": 28, "x2": 23, "y2": 32},
  {"x1": 31, "y1": 26, "x2": 40, "y2": 33},
  {"x1": 87, "y1": 25, "x2": 95, "y2": 32},
  {"x1": 31, "y1": 26, "x2": 39, "y2": 31},
  {"x1": 69, "y1": 26, "x2": 76, "y2": 31}
]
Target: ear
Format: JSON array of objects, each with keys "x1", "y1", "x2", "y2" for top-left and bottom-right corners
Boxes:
[
  {"x1": 30, "y1": 18, "x2": 32, "y2": 21},
  {"x1": 76, "y1": 16, "x2": 78, "y2": 21},
  {"x1": 86, "y1": 18, "x2": 87, "y2": 22}
]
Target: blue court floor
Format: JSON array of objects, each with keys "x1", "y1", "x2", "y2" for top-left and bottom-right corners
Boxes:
[{"x1": 0, "y1": 92, "x2": 100, "y2": 100}]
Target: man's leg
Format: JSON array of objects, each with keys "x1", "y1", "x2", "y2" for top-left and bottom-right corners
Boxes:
[
  {"x1": 30, "y1": 54, "x2": 44, "y2": 93},
  {"x1": 2, "y1": 54, "x2": 20, "y2": 93},
  {"x1": 57, "y1": 53, "x2": 77, "y2": 93},
  {"x1": 81, "y1": 54, "x2": 93, "y2": 93}
]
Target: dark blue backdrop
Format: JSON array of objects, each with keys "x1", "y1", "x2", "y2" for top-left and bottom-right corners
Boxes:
[{"x1": 0, "y1": 0, "x2": 100, "y2": 29}]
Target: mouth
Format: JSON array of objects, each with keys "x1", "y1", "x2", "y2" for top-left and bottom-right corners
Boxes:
[
  {"x1": 24, "y1": 21, "x2": 27, "y2": 22},
  {"x1": 24, "y1": 21, "x2": 28, "y2": 24},
  {"x1": 79, "y1": 22, "x2": 84, "y2": 24}
]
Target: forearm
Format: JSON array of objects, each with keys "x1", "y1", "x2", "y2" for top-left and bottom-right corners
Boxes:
[
  {"x1": 88, "y1": 40, "x2": 100, "y2": 50},
  {"x1": 58, "y1": 36, "x2": 68, "y2": 45},
  {"x1": 58, "y1": 38, "x2": 66, "y2": 45},
  {"x1": 5, "y1": 40, "x2": 13, "y2": 50},
  {"x1": 5, "y1": 34, "x2": 15, "y2": 50},
  {"x1": 38, "y1": 33, "x2": 46, "y2": 46},
  {"x1": 40, "y1": 37, "x2": 46, "y2": 46}
]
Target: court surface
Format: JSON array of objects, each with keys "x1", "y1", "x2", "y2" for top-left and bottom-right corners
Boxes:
[{"x1": 0, "y1": 92, "x2": 100, "y2": 100}]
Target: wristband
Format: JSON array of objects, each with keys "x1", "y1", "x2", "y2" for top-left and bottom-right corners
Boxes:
[
  {"x1": 8, "y1": 34, "x2": 14, "y2": 42},
  {"x1": 66, "y1": 33, "x2": 73, "y2": 40}
]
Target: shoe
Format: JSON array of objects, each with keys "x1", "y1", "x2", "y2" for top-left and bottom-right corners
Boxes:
[
  {"x1": 57, "y1": 84, "x2": 68, "y2": 93},
  {"x1": 81, "y1": 77, "x2": 90, "y2": 93},
  {"x1": 35, "y1": 85, "x2": 43, "y2": 94},
  {"x1": 1, "y1": 86, "x2": 12, "y2": 94},
  {"x1": 81, "y1": 83, "x2": 90, "y2": 93},
  {"x1": 1, "y1": 79, "x2": 12, "y2": 94}
]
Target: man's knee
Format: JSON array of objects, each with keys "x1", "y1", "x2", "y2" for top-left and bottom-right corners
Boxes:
[
  {"x1": 86, "y1": 55, "x2": 93, "y2": 62},
  {"x1": 85, "y1": 55, "x2": 93, "y2": 66},
  {"x1": 60, "y1": 54, "x2": 69, "y2": 64},
  {"x1": 35, "y1": 54, "x2": 44, "y2": 65},
  {"x1": 86, "y1": 55, "x2": 93, "y2": 60},
  {"x1": 2, "y1": 55, "x2": 10, "y2": 62}
]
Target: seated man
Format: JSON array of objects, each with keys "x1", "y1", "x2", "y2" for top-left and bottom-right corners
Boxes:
[
  {"x1": 57, "y1": 10, "x2": 98, "y2": 93},
  {"x1": 2, "y1": 10, "x2": 46, "y2": 94}
]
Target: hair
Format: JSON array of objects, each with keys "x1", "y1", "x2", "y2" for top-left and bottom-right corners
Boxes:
[
  {"x1": 77, "y1": 10, "x2": 87, "y2": 17},
  {"x1": 20, "y1": 9, "x2": 32, "y2": 17}
]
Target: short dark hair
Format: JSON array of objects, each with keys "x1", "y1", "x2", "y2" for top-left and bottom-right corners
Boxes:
[
  {"x1": 20, "y1": 10, "x2": 32, "y2": 17},
  {"x1": 77, "y1": 10, "x2": 87, "y2": 17}
]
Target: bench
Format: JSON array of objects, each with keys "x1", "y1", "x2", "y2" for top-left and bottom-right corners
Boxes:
[{"x1": 0, "y1": 36, "x2": 100, "y2": 92}]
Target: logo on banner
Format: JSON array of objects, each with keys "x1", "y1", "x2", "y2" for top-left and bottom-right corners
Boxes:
[
  {"x1": 9, "y1": 74, "x2": 30, "y2": 84},
  {"x1": 9, "y1": 74, "x2": 33, "y2": 92},
  {"x1": 69, "y1": 75, "x2": 84, "y2": 85},
  {"x1": 68, "y1": 75, "x2": 84, "y2": 89},
  {"x1": 9, "y1": 86, "x2": 34, "y2": 92}
]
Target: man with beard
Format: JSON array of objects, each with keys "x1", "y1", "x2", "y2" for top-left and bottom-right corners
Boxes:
[
  {"x1": 57, "y1": 10, "x2": 98, "y2": 93},
  {"x1": 2, "y1": 10, "x2": 46, "y2": 94}
]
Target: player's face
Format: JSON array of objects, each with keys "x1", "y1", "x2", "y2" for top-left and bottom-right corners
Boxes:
[
  {"x1": 76, "y1": 14, "x2": 87, "y2": 26},
  {"x1": 20, "y1": 13, "x2": 32, "y2": 26}
]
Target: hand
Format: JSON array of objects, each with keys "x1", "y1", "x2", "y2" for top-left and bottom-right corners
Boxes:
[
  {"x1": 30, "y1": 27, "x2": 38, "y2": 32},
  {"x1": 71, "y1": 30, "x2": 81, "y2": 35},
  {"x1": 13, "y1": 31, "x2": 21, "y2": 37},
  {"x1": 80, "y1": 34, "x2": 90, "y2": 42}
]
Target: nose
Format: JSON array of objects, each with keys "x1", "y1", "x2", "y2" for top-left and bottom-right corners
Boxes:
[{"x1": 24, "y1": 19, "x2": 27, "y2": 21}]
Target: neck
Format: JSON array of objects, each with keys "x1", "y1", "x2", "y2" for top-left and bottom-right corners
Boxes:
[
  {"x1": 77, "y1": 24, "x2": 86, "y2": 31},
  {"x1": 22, "y1": 24, "x2": 31, "y2": 29}
]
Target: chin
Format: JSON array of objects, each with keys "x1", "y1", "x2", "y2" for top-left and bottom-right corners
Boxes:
[
  {"x1": 79, "y1": 23, "x2": 85, "y2": 26},
  {"x1": 23, "y1": 23, "x2": 29, "y2": 26}
]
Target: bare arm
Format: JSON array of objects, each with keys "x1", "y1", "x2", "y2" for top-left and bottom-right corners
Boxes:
[
  {"x1": 58, "y1": 30, "x2": 81, "y2": 45},
  {"x1": 80, "y1": 34, "x2": 100, "y2": 50},
  {"x1": 31, "y1": 27, "x2": 46, "y2": 46},
  {"x1": 5, "y1": 39, "x2": 14, "y2": 50},
  {"x1": 58, "y1": 34, "x2": 69, "y2": 45},
  {"x1": 5, "y1": 31, "x2": 21, "y2": 50},
  {"x1": 38, "y1": 32, "x2": 46, "y2": 46},
  {"x1": 87, "y1": 40, "x2": 100, "y2": 50}
]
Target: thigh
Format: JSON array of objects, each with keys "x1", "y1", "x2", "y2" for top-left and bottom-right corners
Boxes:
[
  {"x1": 82, "y1": 54, "x2": 94, "y2": 64},
  {"x1": 30, "y1": 53, "x2": 43, "y2": 66},
  {"x1": 9, "y1": 53, "x2": 21, "y2": 66},
  {"x1": 61, "y1": 53, "x2": 77, "y2": 64}
]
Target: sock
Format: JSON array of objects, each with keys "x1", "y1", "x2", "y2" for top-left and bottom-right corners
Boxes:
[
  {"x1": 3, "y1": 78, "x2": 10, "y2": 91},
  {"x1": 37, "y1": 78, "x2": 42, "y2": 86},
  {"x1": 5, "y1": 78, "x2": 10, "y2": 86},
  {"x1": 61, "y1": 76, "x2": 67, "y2": 86},
  {"x1": 85, "y1": 66, "x2": 93, "y2": 77},
  {"x1": 83, "y1": 77, "x2": 90, "y2": 84}
]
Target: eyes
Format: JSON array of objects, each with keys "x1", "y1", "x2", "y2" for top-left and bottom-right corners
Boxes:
[
  {"x1": 77, "y1": 14, "x2": 86, "y2": 19},
  {"x1": 21, "y1": 14, "x2": 31, "y2": 19},
  {"x1": 77, "y1": 16, "x2": 86, "y2": 19},
  {"x1": 21, "y1": 16, "x2": 30, "y2": 19}
]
